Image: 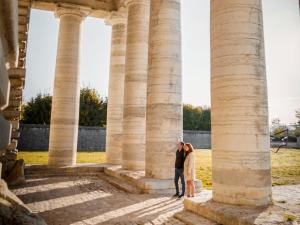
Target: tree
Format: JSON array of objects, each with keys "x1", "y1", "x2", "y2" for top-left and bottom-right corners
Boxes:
[
  {"x1": 21, "y1": 93, "x2": 52, "y2": 124},
  {"x1": 21, "y1": 88, "x2": 107, "y2": 127},
  {"x1": 296, "y1": 109, "x2": 300, "y2": 125},
  {"x1": 183, "y1": 104, "x2": 211, "y2": 131},
  {"x1": 79, "y1": 88, "x2": 107, "y2": 127},
  {"x1": 270, "y1": 118, "x2": 288, "y2": 138},
  {"x1": 22, "y1": 90, "x2": 211, "y2": 130},
  {"x1": 294, "y1": 109, "x2": 300, "y2": 137}
]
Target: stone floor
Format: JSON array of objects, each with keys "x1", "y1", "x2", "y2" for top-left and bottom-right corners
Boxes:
[
  {"x1": 10, "y1": 174, "x2": 300, "y2": 225},
  {"x1": 11, "y1": 175, "x2": 185, "y2": 225}
]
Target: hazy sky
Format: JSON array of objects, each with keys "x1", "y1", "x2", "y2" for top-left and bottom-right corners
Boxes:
[{"x1": 24, "y1": 0, "x2": 300, "y2": 125}]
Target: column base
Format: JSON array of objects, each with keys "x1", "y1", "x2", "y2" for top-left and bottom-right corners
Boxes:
[
  {"x1": 104, "y1": 165, "x2": 203, "y2": 194},
  {"x1": 178, "y1": 190, "x2": 292, "y2": 225}
]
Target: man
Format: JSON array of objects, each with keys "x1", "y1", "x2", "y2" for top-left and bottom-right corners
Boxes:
[{"x1": 173, "y1": 142, "x2": 185, "y2": 198}]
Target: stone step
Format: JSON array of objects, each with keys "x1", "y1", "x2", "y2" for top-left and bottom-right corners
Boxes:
[
  {"x1": 182, "y1": 191, "x2": 298, "y2": 225},
  {"x1": 104, "y1": 165, "x2": 203, "y2": 194},
  {"x1": 100, "y1": 172, "x2": 142, "y2": 194},
  {"x1": 174, "y1": 210, "x2": 218, "y2": 225}
]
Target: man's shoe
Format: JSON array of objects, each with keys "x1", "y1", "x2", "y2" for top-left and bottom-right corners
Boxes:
[
  {"x1": 173, "y1": 193, "x2": 179, "y2": 197},
  {"x1": 178, "y1": 194, "x2": 184, "y2": 199}
]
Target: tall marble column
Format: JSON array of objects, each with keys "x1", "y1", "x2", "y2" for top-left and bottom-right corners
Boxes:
[
  {"x1": 145, "y1": 0, "x2": 182, "y2": 179},
  {"x1": 122, "y1": 0, "x2": 150, "y2": 170},
  {"x1": 48, "y1": 4, "x2": 89, "y2": 167},
  {"x1": 210, "y1": 0, "x2": 271, "y2": 206},
  {"x1": 105, "y1": 11, "x2": 127, "y2": 165}
]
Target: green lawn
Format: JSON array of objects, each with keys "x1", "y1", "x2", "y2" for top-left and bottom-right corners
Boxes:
[{"x1": 18, "y1": 149, "x2": 300, "y2": 189}]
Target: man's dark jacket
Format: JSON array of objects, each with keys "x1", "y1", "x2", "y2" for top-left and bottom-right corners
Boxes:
[{"x1": 175, "y1": 149, "x2": 185, "y2": 169}]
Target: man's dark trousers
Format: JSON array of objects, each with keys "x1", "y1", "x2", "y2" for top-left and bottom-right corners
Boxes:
[{"x1": 174, "y1": 168, "x2": 185, "y2": 195}]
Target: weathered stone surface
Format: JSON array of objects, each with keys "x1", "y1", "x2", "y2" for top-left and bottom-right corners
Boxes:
[
  {"x1": 210, "y1": 0, "x2": 271, "y2": 206},
  {"x1": 6, "y1": 139, "x2": 18, "y2": 151},
  {"x1": 3, "y1": 151, "x2": 17, "y2": 161},
  {"x1": 8, "y1": 68, "x2": 26, "y2": 79},
  {"x1": 0, "y1": 115, "x2": 11, "y2": 150},
  {"x1": 174, "y1": 210, "x2": 218, "y2": 225},
  {"x1": 5, "y1": 159, "x2": 26, "y2": 186},
  {"x1": 0, "y1": 38, "x2": 10, "y2": 110},
  {"x1": 9, "y1": 77, "x2": 24, "y2": 88},
  {"x1": 122, "y1": 0, "x2": 150, "y2": 170},
  {"x1": 11, "y1": 174, "x2": 184, "y2": 225},
  {"x1": 31, "y1": 0, "x2": 116, "y2": 17},
  {"x1": 0, "y1": 147, "x2": 25, "y2": 186},
  {"x1": 146, "y1": 0, "x2": 182, "y2": 179},
  {"x1": 181, "y1": 185, "x2": 300, "y2": 225},
  {"x1": 0, "y1": 179, "x2": 47, "y2": 225},
  {"x1": 9, "y1": 88, "x2": 22, "y2": 99},
  {"x1": 104, "y1": 165, "x2": 202, "y2": 194},
  {"x1": 2, "y1": 109, "x2": 21, "y2": 120},
  {"x1": 48, "y1": 5, "x2": 90, "y2": 167},
  {"x1": 106, "y1": 15, "x2": 127, "y2": 165},
  {"x1": 0, "y1": 0, "x2": 19, "y2": 67}
]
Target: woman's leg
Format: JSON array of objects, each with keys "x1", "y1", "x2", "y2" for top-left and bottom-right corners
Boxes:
[
  {"x1": 191, "y1": 180, "x2": 195, "y2": 197},
  {"x1": 186, "y1": 181, "x2": 189, "y2": 196},
  {"x1": 187, "y1": 180, "x2": 191, "y2": 197}
]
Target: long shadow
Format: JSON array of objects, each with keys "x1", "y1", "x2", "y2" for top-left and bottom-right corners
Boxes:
[
  {"x1": 94, "y1": 202, "x2": 183, "y2": 225},
  {"x1": 10, "y1": 176, "x2": 83, "y2": 190},
  {"x1": 10, "y1": 176, "x2": 80, "y2": 189},
  {"x1": 11, "y1": 175, "x2": 185, "y2": 225},
  {"x1": 38, "y1": 193, "x2": 150, "y2": 225},
  {"x1": 130, "y1": 197, "x2": 179, "y2": 214},
  {"x1": 16, "y1": 181, "x2": 110, "y2": 204}
]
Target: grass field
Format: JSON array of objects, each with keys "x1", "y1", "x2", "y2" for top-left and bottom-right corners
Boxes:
[{"x1": 18, "y1": 149, "x2": 300, "y2": 189}]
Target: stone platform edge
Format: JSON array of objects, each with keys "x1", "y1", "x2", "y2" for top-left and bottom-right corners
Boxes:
[
  {"x1": 24, "y1": 163, "x2": 203, "y2": 195},
  {"x1": 104, "y1": 165, "x2": 203, "y2": 194},
  {"x1": 181, "y1": 190, "x2": 299, "y2": 225}
]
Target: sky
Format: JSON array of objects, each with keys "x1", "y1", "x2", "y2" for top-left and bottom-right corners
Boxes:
[{"x1": 24, "y1": 0, "x2": 300, "y2": 125}]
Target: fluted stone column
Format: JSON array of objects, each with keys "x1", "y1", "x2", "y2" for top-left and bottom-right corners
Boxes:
[
  {"x1": 48, "y1": 4, "x2": 89, "y2": 166},
  {"x1": 105, "y1": 12, "x2": 127, "y2": 165},
  {"x1": 145, "y1": 0, "x2": 182, "y2": 179},
  {"x1": 122, "y1": 0, "x2": 150, "y2": 170},
  {"x1": 211, "y1": 0, "x2": 271, "y2": 206}
]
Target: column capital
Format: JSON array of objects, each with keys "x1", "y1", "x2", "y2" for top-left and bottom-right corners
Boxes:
[
  {"x1": 55, "y1": 3, "x2": 91, "y2": 19},
  {"x1": 105, "y1": 7, "x2": 127, "y2": 26}
]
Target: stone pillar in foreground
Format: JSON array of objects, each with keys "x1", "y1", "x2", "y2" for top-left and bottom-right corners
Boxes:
[
  {"x1": 211, "y1": 0, "x2": 271, "y2": 206},
  {"x1": 48, "y1": 4, "x2": 89, "y2": 166},
  {"x1": 122, "y1": 0, "x2": 150, "y2": 170},
  {"x1": 105, "y1": 11, "x2": 127, "y2": 165},
  {"x1": 145, "y1": 0, "x2": 182, "y2": 179}
]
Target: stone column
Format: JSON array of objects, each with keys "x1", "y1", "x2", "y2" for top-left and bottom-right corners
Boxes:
[
  {"x1": 145, "y1": 0, "x2": 182, "y2": 179},
  {"x1": 122, "y1": 0, "x2": 150, "y2": 170},
  {"x1": 48, "y1": 4, "x2": 89, "y2": 167},
  {"x1": 105, "y1": 11, "x2": 127, "y2": 165},
  {"x1": 211, "y1": 0, "x2": 271, "y2": 206}
]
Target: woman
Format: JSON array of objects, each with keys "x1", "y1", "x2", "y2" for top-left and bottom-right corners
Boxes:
[{"x1": 184, "y1": 143, "x2": 196, "y2": 197}]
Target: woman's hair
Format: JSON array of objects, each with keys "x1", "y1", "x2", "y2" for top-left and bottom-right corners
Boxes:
[{"x1": 185, "y1": 143, "x2": 194, "y2": 156}]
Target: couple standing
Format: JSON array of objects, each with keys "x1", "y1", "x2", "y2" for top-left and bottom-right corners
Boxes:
[{"x1": 173, "y1": 142, "x2": 196, "y2": 198}]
